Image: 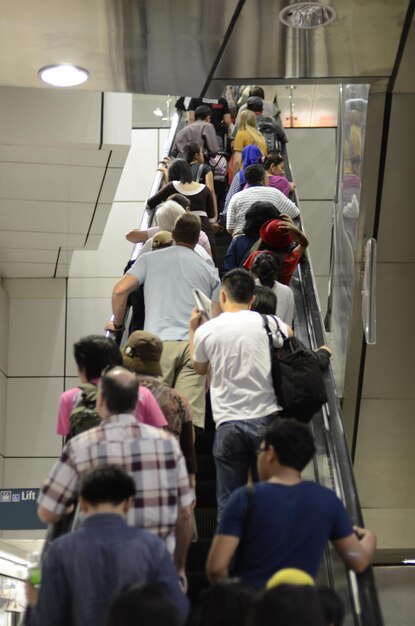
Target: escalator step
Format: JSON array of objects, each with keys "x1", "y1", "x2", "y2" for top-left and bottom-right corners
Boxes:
[
  {"x1": 196, "y1": 454, "x2": 216, "y2": 480},
  {"x1": 186, "y1": 538, "x2": 212, "y2": 571},
  {"x1": 187, "y1": 572, "x2": 210, "y2": 604},
  {"x1": 195, "y1": 480, "x2": 216, "y2": 508},
  {"x1": 195, "y1": 431, "x2": 215, "y2": 455},
  {"x1": 195, "y1": 508, "x2": 217, "y2": 539}
]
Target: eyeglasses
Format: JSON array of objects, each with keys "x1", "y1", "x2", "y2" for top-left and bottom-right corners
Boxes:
[{"x1": 256, "y1": 446, "x2": 268, "y2": 457}]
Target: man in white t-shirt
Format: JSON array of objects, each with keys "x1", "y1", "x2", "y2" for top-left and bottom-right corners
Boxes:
[{"x1": 189, "y1": 268, "x2": 292, "y2": 518}]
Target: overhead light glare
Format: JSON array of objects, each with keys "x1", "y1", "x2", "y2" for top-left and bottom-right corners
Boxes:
[
  {"x1": 403, "y1": 559, "x2": 415, "y2": 565},
  {"x1": 38, "y1": 64, "x2": 89, "y2": 87},
  {"x1": 279, "y1": 2, "x2": 336, "y2": 29},
  {"x1": 153, "y1": 108, "x2": 163, "y2": 117}
]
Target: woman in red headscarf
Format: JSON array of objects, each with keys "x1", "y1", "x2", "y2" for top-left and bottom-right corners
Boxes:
[{"x1": 243, "y1": 215, "x2": 309, "y2": 285}]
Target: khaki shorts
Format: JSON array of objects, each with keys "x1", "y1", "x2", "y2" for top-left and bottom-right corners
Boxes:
[{"x1": 160, "y1": 340, "x2": 206, "y2": 429}]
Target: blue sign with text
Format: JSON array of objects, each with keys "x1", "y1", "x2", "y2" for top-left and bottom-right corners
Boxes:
[{"x1": 0, "y1": 489, "x2": 47, "y2": 530}]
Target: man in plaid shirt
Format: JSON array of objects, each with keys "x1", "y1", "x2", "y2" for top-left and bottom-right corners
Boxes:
[{"x1": 38, "y1": 366, "x2": 193, "y2": 579}]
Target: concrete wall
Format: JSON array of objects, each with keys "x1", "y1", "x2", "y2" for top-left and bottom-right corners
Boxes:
[{"x1": 0, "y1": 128, "x2": 168, "y2": 500}]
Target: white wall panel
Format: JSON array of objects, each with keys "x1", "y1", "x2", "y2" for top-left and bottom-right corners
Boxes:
[
  {"x1": 69, "y1": 202, "x2": 142, "y2": 277},
  {"x1": 0, "y1": 88, "x2": 101, "y2": 149},
  {"x1": 0, "y1": 372, "x2": 6, "y2": 456},
  {"x1": 0, "y1": 199, "x2": 95, "y2": 234},
  {"x1": 0, "y1": 162, "x2": 105, "y2": 203},
  {"x1": 5, "y1": 378, "x2": 63, "y2": 457},
  {"x1": 0, "y1": 285, "x2": 8, "y2": 374},
  {"x1": 114, "y1": 129, "x2": 159, "y2": 202},
  {"x1": 286, "y1": 128, "x2": 336, "y2": 200},
  {"x1": 300, "y1": 200, "x2": 332, "y2": 278},
  {"x1": 4, "y1": 458, "x2": 60, "y2": 490},
  {"x1": 7, "y1": 282, "x2": 66, "y2": 377}
]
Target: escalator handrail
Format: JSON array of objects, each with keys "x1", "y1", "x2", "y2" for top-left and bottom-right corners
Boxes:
[{"x1": 284, "y1": 153, "x2": 383, "y2": 626}]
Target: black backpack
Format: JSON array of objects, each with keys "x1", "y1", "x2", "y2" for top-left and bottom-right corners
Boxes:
[
  {"x1": 257, "y1": 120, "x2": 281, "y2": 154},
  {"x1": 67, "y1": 383, "x2": 101, "y2": 442},
  {"x1": 262, "y1": 315, "x2": 328, "y2": 422}
]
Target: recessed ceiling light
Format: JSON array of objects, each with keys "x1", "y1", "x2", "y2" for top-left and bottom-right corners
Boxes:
[
  {"x1": 38, "y1": 64, "x2": 89, "y2": 87},
  {"x1": 279, "y1": 2, "x2": 336, "y2": 29}
]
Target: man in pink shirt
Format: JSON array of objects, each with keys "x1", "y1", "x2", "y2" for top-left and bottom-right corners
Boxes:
[{"x1": 56, "y1": 335, "x2": 167, "y2": 438}]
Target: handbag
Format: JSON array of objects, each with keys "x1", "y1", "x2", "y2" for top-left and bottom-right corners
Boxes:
[{"x1": 262, "y1": 315, "x2": 328, "y2": 423}]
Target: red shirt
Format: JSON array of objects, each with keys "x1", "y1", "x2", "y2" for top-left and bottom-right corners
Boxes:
[{"x1": 243, "y1": 249, "x2": 302, "y2": 286}]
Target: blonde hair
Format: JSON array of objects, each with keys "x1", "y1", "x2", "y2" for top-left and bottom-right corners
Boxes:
[{"x1": 238, "y1": 110, "x2": 265, "y2": 147}]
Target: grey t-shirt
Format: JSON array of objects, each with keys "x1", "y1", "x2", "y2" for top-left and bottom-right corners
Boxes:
[{"x1": 127, "y1": 245, "x2": 220, "y2": 340}]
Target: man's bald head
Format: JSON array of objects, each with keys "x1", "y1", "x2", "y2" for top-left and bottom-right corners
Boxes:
[{"x1": 98, "y1": 366, "x2": 138, "y2": 417}]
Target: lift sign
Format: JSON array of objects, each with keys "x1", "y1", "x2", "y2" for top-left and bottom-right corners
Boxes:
[{"x1": 0, "y1": 489, "x2": 46, "y2": 530}]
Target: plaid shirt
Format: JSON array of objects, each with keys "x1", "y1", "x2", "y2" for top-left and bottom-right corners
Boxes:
[{"x1": 38, "y1": 414, "x2": 193, "y2": 554}]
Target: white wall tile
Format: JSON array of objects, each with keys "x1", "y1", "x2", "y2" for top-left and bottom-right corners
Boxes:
[
  {"x1": 0, "y1": 372, "x2": 6, "y2": 456},
  {"x1": 3, "y1": 279, "x2": 66, "y2": 299},
  {"x1": 4, "y1": 458, "x2": 60, "y2": 489},
  {"x1": 0, "y1": 285, "x2": 8, "y2": 374},
  {"x1": 5, "y1": 378, "x2": 63, "y2": 457},
  {"x1": 114, "y1": 129, "x2": 159, "y2": 202},
  {"x1": 7, "y1": 296, "x2": 66, "y2": 377},
  {"x1": 300, "y1": 200, "x2": 332, "y2": 278},
  {"x1": 67, "y1": 278, "x2": 118, "y2": 299},
  {"x1": 286, "y1": 128, "x2": 336, "y2": 200},
  {"x1": 68, "y1": 202, "x2": 144, "y2": 278},
  {"x1": 64, "y1": 377, "x2": 79, "y2": 391},
  {"x1": 65, "y1": 299, "x2": 112, "y2": 376}
]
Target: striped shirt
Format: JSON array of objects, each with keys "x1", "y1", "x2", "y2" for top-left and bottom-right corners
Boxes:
[
  {"x1": 38, "y1": 414, "x2": 193, "y2": 554},
  {"x1": 226, "y1": 186, "x2": 300, "y2": 236}
]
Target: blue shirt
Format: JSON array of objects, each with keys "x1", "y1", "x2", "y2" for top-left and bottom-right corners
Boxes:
[
  {"x1": 217, "y1": 481, "x2": 353, "y2": 588},
  {"x1": 27, "y1": 514, "x2": 189, "y2": 626},
  {"x1": 127, "y1": 245, "x2": 220, "y2": 340},
  {"x1": 224, "y1": 235, "x2": 257, "y2": 271}
]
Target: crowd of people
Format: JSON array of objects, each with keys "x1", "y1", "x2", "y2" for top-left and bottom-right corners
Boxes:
[{"x1": 25, "y1": 88, "x2": 376, "y2": 626}]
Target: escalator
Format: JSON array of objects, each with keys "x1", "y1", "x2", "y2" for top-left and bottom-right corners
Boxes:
[{"x1": 115, "y1": 106, "x2": 383, "y2": 625}]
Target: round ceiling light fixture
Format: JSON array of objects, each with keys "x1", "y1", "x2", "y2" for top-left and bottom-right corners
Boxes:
[
  {"x1": 279, "y1": 2, "x2": 336, "y2": 29},
  {"x1": 38, "y1": 64, "x2": 89, "y2": 87}
]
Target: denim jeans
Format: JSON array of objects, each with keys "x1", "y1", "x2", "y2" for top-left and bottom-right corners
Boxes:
[{"x1": 213, "y1": 414, "x2": 278, "y2": 520}]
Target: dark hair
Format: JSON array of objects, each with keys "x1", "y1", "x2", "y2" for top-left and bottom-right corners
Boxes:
[
  {"x1": 244, "y1": 164, "x2": 266, "y2": 186},
  {"x1": 99, "y1": 367, "x2": 139, "y2": 415},
  {"x1": 189, "y1": 580, "x2": 255, "y2": 626},
  {"x1": 261, "y1": 153, "x2": 284, "y2": 171},
  {"x1": 172, "y1": 213, "x2": 201, "y2": 246},
  {"x1": 183, "y1": 142, "x2": 202, "y2": 164},
  {"x1": 168, "y1": 193, "x2": 191, "y2": 210},
  {"x1": 168, "y1": 158, "x2": 193, "y2": 183},
  {"x1": 73, "y1": 336, "x2": 122, "y2": 381},
  {"x1": 318, "y1": 587, "x2": 345, "y2": 626},
  {"x1": 222, "y1": 269, "x2": 255, "y2": 304},
  {"x1": 263, "y1": 419, "x2": 315, "y2": 471},
  {"x1": 80, "y1": 466, "x2": 136, "y2": 506},
  {"x1": 251, "y1": 253, "x2": 281, "y2": 288},
  {"x1": 251, "y1": 585, "x2": 325, "y2": 626},
  {"x1": 243, "y1": 202, "x2": 281, "y2": 239},
  {"x1": 195, "y1": 105, "x2": 212, "y2": 121},
  {"x1": 249, "y1": 86, "x2": 265, "y2": 99},
  {"x1": 247, "y1": 97, "x2": 264, "y2": 113},
  {"x1": 107, "y1": 583, "x2": 179, "y2": 626},
  {"x1": 251, "y1": 285, "x2": 276, "y2": 315}
]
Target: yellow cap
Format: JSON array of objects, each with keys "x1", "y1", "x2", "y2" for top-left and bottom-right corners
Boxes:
[{"x1": 266, "y1": 568, "x2": 315, "y2": 589}]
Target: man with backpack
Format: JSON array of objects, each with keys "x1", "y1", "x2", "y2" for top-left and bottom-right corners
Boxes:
[
  {"x1": 232, "y1": 97, "x2": 288, "y2": 154},
  {"x1": 188, "y1": 269, "x2": 292, "y2": 519},
  {"x1": 39, "y1": 367, "x2": 193, "y2": 582},
  {"x1": 172, "y1": 105, "x2": 220, "y2": 159},
  {"x1": 56, "y1": 335, "x2": 166, "y2": 441}
]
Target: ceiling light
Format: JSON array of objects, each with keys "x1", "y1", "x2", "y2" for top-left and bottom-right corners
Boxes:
[
  {"x1": 38, "y1": 64, "x2": 89, "y2": 87},
  {"x1": 279, "y1": 2, "x2": 336, "y2": 29},
  {"x1": 153, "y1": 108, "x2": 163, "y2": 117}
]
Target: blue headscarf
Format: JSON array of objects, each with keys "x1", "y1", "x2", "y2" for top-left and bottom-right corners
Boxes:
[{"x1": 239, "y1": 145, "x2": 263, "y2": 186}]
